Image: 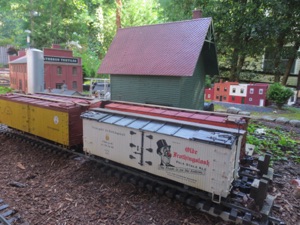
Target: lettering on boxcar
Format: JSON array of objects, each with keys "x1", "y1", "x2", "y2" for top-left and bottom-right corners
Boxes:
[
  {"x1": 158, "y1": 165, "x2": 206, "y2": 175},
  {"x1": 104, "y1": 129, "x2": 125, "y2": 136},
  {"x1": 173, "y1": 152, "x2": 210, "y2": 167},
  {"x1": 53, "y1": 116, "x2": 59, "y2": 125},
  {"x1": 3, "y1": 106, "x2": 12, "y2": 115},
  {"x1": 47, "y1": 126, "x2": 59, "y2": 131}
]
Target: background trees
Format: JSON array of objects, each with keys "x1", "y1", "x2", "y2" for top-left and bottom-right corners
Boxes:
[{"x1": 0, "y1": 0, "x2": 299, "y2": 83}]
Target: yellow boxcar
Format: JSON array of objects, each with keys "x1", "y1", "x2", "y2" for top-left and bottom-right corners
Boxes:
[
  {"x1": 0, "y1": 99, "x2": 29, "y2": 132},
  {"x1": 0, "y1": 93, "x2": 100, "y2": 147}
]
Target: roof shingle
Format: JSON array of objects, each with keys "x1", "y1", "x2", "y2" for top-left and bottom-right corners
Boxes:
[{"x1": 98, "y1": 18, "x2": 213, "y2": 77}]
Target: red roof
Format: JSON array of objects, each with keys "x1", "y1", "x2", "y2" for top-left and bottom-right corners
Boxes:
[{"x1": 98, "y1": 18, "x2": 213, "y2": 76}]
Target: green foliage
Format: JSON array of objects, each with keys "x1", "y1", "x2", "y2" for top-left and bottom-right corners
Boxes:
[
  {"x1": 73, "y1": 48, "x2": 101, "y2": 78},
  {"x1": 0, "y1": 87, "x2": 12, "y2": 94},
  {"x1": 1, "y1": 0, "x2": 299, "y2": 82},
  {"x1": 247, "y1": 123, "x2": 300, "y2": 163},
  {"x1": 0, "y1": 1, "x2": 28, "y2": 48},
  {"x1": 122, "y1": 0, "x2": 163, "y2": 27},
  {"x1": 266, "y1": 83, "x2": 294, "y2": 109},
  {"x1": 205, "y1": 75, "x2": 212, "y2": 88}
]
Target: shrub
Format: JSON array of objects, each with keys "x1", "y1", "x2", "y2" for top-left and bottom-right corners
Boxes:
[
  {"x1": 0, "y1": 87, "x2": 12, "y2": 94},
  {"x1": 266, "y1": 83, "x2": 294, "y2": 109}
]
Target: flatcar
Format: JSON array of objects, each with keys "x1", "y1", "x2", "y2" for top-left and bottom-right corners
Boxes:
[
  {"x1": 102, "y1": 100, "x2": 249, "y2": 130},
  {"x1": 0, "y1": 93, "x2": 100, "y2": 147},
  {"x1": 81, "y1": 108, "x2": 275, "y2": 224}
]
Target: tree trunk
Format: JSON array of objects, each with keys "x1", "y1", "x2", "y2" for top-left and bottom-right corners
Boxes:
[
  {"x1": 116, "y1": 0, "x2": 122, "y2": 29},
  {"x1": 273, "y1": 54, "x2": 281, "y2": 83},
  {"x1": 296, "y1": 69, "x2": 300, "y2": 105},
  {"x1": 236, "y1": 54, "x2": 246, "y2": 78},
  {"x1": 281, "y1": 42, "x2": 299, "y2": 86},
  {"x1": 273, "y1": 35, "x2": 284, "y2": 83},
  {"x1": 229, "y1": 48, "x2": 239, "y2": 81},
  {"x1": 281, "y1": 57, "x2": 295, "y2": 85},
  {"x1": 30, "y1": 0, "x2": 34, "y2": 47}
]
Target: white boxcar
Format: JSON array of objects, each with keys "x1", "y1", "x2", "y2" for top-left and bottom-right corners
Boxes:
[{"x1": 81, "y1": 109, "x2": 244, "y2": 201}]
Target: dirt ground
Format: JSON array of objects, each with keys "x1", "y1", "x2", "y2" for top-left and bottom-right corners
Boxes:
[{"x1": 0, "y1": 133, "x2": 299, "y2": 225}]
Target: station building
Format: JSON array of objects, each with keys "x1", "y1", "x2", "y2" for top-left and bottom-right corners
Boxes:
[
  {"x1": 98, "y1": 11, "x2": 219, "y2": 110},
  {"x1": 9, "y1": 44, "x2": 83, "y2": 93}
]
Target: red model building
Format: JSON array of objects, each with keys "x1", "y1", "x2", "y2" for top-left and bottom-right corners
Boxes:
[
  {"x1": 245, "y1": 83, "x2": 269, "y2": 106},
  {"x1": 9, "y1": 44, "x2": 83, "y2": 93},
  {"x1": 213, "y1": 80, "x2": 238, "y2": 102}
]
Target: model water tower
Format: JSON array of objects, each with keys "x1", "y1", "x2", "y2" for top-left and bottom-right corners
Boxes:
[{"x1": 26, "y1": 31, "x2": 44, "y2": 94}]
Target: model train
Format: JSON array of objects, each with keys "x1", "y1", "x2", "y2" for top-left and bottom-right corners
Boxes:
[{"x1": 0, "y1": 93, "x2": 278, "y2": 224}]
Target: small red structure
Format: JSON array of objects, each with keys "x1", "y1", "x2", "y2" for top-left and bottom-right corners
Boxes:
[
  {"x1": 9, "y1": 45, "x2": 83, "y2": 93},
  {"x1": 245, "y1": 83, "x2": 269, "y2": 106},
  {"x1": 213, "y1": 80, "x2": 238, "y2": 102},
  {"x1": 204, "y1": 87, "x2": 214, "y2": 101},
  {"x1": 228, "y1": 84, "x2": 248, "y2": 104},
  {"x1": 206, "y1": 81, "x2": 270, "y2": 107}
]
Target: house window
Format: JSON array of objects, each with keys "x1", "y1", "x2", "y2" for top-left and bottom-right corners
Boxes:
[
  {"x1": 240, "y1": 89, "x2": 244, "y2": 94},
  {"x1": 216, "y1": 95, "x2": 219, "y2": 99},
  {"x1": 249, "y1": 98, "x2": 252, "y2": 102},
  {"x1": 291, "y1": 96, "x2": 295, "y2": 102},
  {"x1": 233, "y1": 88, "x2": 236, "y2": 93},
  {"x1": 56, "y1": 83, "x2": 63, "y2": 89},
  {"x1": 217, "y1": 86, "x2": 220, "y2": 91},
  {"x1": 57, "y1": 66, "x2": 62, "y2": 75},
  {"x1": 232, "y1": 96, "x2": 235, "y2": 101},
  {"x1": 224, "y1": 87, "x2": 227, "y2": 91},
  {"x1": 72, "y1": 67, "x2": 77, "y2": 76},
  {"x1": 72, "y1": 81, "x2": 77, "y2": 89},
  {"x1": 208, "y1": 94, "x2": 211, "y2": 98},
  {"x1": 259, "y1": 89, "x2": 263, "y2": 95},
  {"x1": 250, "y1": 88, "x2": 254, "y2": 94},
  {"x1": 224, "y1": 96, "x2": 227, "y2": 100}
]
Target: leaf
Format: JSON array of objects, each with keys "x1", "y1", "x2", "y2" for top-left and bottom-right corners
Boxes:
[{"x1": 17, "y1": 162, "x2": 26, "y2": 170}]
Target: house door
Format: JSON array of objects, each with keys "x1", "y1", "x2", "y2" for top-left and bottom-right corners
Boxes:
[
  {"x1": 241, "y1": 97, "x2": 245, "y2": 104},
  {"x1": 259, "y1": 99, "x2": 264, "y2": 106},
  {"x1": 19, "y1": 80, "x2": 22, "y2": 90},
  {"x1": 220, "y1": 96, "x2": 223, "y2": 101}
]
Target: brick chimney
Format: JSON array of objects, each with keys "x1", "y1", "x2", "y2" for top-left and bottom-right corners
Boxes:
[
  {"x1": 52, "y1": 44, "x2": 61, "y2": 49},
  {"x1": 193, "y1": 9, "x2": 202, "y2": 19}
]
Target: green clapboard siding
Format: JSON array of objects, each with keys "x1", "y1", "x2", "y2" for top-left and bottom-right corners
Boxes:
[
  {"x1": 179, "y1": 54, "x2": 205, "y2": 110},
  {"x1": 111, "y1": 54, "x2": 206, "y2": 110},
  {"x1": 111, "y1": 76, "x2": 181, "y2": 107}
]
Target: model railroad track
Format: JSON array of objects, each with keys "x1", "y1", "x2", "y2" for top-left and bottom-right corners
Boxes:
[
  {"x1": 0, "y1": 199, "x2": 20, "y2": 225},
  {"x1": 0, "y1": 126, "x2": 285, "y2": 225}
]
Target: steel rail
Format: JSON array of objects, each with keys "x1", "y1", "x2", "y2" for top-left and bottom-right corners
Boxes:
[
  {"x1": 0, "y1": 215, "x2": 10, "y2": 225},
  {"x1": 0, "y1": 125, "x2": 285, "y2": 225}
]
